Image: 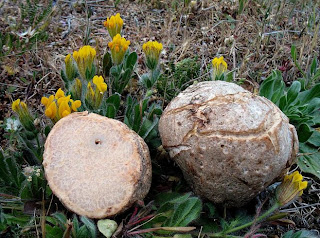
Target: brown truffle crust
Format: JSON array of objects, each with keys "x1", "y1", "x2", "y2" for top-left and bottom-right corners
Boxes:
[
  {"x1": 43, "y1": 112, "x2": 152, "y2": 218},
  {"x1": 159, "y1": 81, "x2": 298, "y2": 207}
]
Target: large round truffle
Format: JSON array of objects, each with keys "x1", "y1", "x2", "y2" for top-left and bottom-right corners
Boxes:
[
  {"x1": 159, "y1": 81, "x2": 298, "y2": 207},
  {"x1": 43, "y1": 112, "x2": 152, "y2": 218}
]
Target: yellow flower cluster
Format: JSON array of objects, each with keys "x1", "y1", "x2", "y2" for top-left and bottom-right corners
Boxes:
[
  {"x1": 142, "y1": 41, "x2": 163, "y2": 70},
  {"x1": 212, "y1": 56, "x2": 227, "y2": 71},
  {"x1": 276, "y1": 171, "x2": 308, "y2": 206},
  {"x1": 108, "y1": 34, "x2": 130, "y2": 65},
  {"x1": 12, "y1": 99, "x2": 27, "y2": 113},
  {"x1": 12, "y1": 99, "x2": 35, "y2": 131},
  {"x1": 41, "y1": 88, "x2": 81, "y2": 123},
  {"x1": 86, "y1": 75, "x2": 108, "y2": 109},
  {"x1": 211, "y1": 56, "x2": 227, "y2": 80},
  {"x1": 103, "y1": 13, "x2": 123, "y2": 39},
  {"x1": 73, "y1": 45, "x2": 96, "y2": 81},
  {"x1": 93, "y1": 75, "x2": 108, "y2": 93}
]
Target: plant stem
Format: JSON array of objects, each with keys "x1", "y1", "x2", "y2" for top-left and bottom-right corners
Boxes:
[{"x1": 208, "y1": 203, "x2": 280, "y2": 237}]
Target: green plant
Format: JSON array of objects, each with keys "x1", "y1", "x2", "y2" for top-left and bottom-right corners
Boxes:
[
  {"x1": 118, "y1": 192, "x2": 202, "y2": 237},
  {"x1": 282, "y1": 229, "x2": 320, "y2": 238},
  {"x1": 291, "y1": 45, "x2": 320, "y2": 89},
  {"x1": 108, "y1": 50, "x2": 137, "y2": 94},
  {"x1": 124, "y1": 94, "x2": 162, "y2": 147},
  {"x1": 157, "y1": 57, "x2": 201, "y2": 100},
  {"x1": 259, "y1": 70, "x2": 320, "y2": 178},
  {"x1": 45, "y1": 213, "x2": 96, "y2": 238},
  {"x1": 114, "y1": 0, "x2": 121, "y2": 8},
  {"x1": 0, "y1": 0, "x2": 52, "y2": 57},
  {"x1": 0, "y1": 150, "x2": 48, "y2": 237},
  {"x1": 0, "y1": 151, "x2": 25, "y2": 196}
]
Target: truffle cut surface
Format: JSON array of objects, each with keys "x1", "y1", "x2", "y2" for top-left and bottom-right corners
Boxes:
[{"x1": 43, "y1": 112, "x2": 151, "y2": 218}]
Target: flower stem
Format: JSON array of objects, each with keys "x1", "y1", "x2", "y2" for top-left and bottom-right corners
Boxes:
[{"x1": 208, "y1": 203, "x2": 280, "y2": 237}]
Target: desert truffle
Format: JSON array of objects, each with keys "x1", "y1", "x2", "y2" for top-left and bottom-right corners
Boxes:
[
  {"x1": 43, "y1": 112, "x2": 151, "y2": 218},
  {"x1": 159, "y1": 81, "x2": 298, "y2": 207}
]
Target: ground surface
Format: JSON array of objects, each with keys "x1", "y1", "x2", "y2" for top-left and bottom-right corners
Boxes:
[{"x1": 0, "y1": 0, "x2": 320, "y2": 237}]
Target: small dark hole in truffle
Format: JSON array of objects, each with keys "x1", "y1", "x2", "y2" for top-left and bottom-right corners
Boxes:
[
  {"x1": 95, "y1": 139, "x2": 101, "y2": 145},
  {"x1": 221, "y1": 144, "x2": 224, "y2": 148}
]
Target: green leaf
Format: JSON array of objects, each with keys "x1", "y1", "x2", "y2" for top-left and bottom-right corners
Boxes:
[
  {"x1": 138, "y1": 118, "x2": 159, "y2": 139},
  {"x1": 297, "y1": 154, "x2": 320, "y2": 179},
  {"x1": 204, "y1": 202, "x2": 216, "y2": 218},
  {"x1": 85, "y1": 65, "x2": 96, "y2": 81},
  {"x1": 282, "y1": 229, "x2": 320, "y2": 238},
  {"x1": 61, "y1": 69, "x2": 68, "y2": 83},
  {"x1": 304, "y1": 98, "x2": 320, "y2": 114},
  {"x1": 310, "y1": 58, "x2": 317, "y2": 76},
  {"x1": 105, "y1": 94, "x2": 121, "y2": 118},
  {"x1": 77, "y1": 226, "x2": 91, "y2": 238},
  {"x1": 103, "y1": 52, "x2": 113, "y2": 77},
  {"x1": 110, "y1": 66, "x2": 120, "y2": 78},
  {"x1": 72, "y1": 215, "x2": 80, "y2": 236},
  {"x1": 307, "y1": 131, "x2": 320, "y2": 147},
  {"x1": 97, "y1": 219, "x2": 117, "y2": 238},
  {"x1": 297, "y1": 83, "x2": 320, "y2": 104},
  {"x1": 45, "y1": 224, "x2": 64, "y2": 238},
  {"x1": 125, "y1": 52, "x2": 137, "y2": 70},
  {"x1": 238, "y1": 0, "x2": 245, "y2": 14},
  {"x1": 165, "y1": 197, "x2": 202, "y2": 227},
  {"x1": 291, "y1": 45, "x2": 297, "y2": 62},
  {"x1": 259, "y1": 70, "x2": 285, "y2": 104},
  {"x1": 52, "y1": 212, "x2": 67, "y2": 228},
  {"x1": 156, "y1": 192, "x2": 191, "y2": 206},
  {"x1": 286, "y1": 81, "x2": 301, "y2": 104},
  {"x1": 80, "y1": 216, "x2": 96, "y2": 238},
  {"x1": 297, "y1": 124, "x2": 314, "y2": 143},
  {"x1": 44, "y1": 126, "x2": 51, "y2": 137}
]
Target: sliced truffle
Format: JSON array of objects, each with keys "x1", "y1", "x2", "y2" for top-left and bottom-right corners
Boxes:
[{"x1": 43, "y1": 112, "x2": 152, "y2": 218}]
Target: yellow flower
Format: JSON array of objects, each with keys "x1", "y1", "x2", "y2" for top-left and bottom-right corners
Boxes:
[
  {"x1": 20, "y1": 102, "x2": 27, "y2": 110},
  {"x1": 70, "y1": 99, "x2": 81, "y2": 111},
  {"x1": 55, "y1": 88, "x2": 65, "y2": 99},
  {"x1": 12, "y1": 99, "x2": 28, "y2": 114},
  {"x1": 142, "y1": 41, "x2": 163, "y2": 70},
  {"x1": 12, "y1": 99, "x2": 35, "y2": 131},
  {"x1": 103, "y1": 13, "x2": 123, "y2": 39},
  {"x1": 45, "y1": 102, "x2": 57, "y2": 119},
  {"x1": 58, "y1": 100, "x2": 71, "y2": 118},
  {"x1": 73, "y1": 45, "x2": 96, "y2": 81},
  {"x1": 57, "y1": 95, "x2": 71, "y2": 106},
  {"x1": 12, "y1": 99, "x2": 21, "y2": 112},
  {"x1": 212, "y1": 56, "x2": 227, "y2": 71},
  {"x1": 108, "y1": 34, "x2": 130, "y2": 65},
  {"x1": 276, "y1": 171, "x2": 308, "y2": 206},
  {"x1": 85, "y1": 77, "x2": 108, "y2": 109},
  {"x1": 65, "y1": 54, "x2": 71, "y2": 64},
  {"x1": 41, "y1": 95, "x2": 54, "y2": 107},
  {"x1": 93, "y1": 75, "x2": 107, "y2": 93},
  {"x1": 212, "y1": 56, "x2": 227, "y2": 80},
  {"x1": 42, "y1": 88, "x2": 81, "y2": 123}
]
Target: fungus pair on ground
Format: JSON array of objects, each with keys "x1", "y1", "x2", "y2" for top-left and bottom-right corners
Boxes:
[{"x1": 43, "y1": 81, "x2": 298, "y2": 218}]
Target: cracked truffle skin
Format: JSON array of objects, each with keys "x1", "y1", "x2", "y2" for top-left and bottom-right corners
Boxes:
[
  {"x1": 159, "y1": 81, "x2": 298, "y2": 207},
  {"x1": 43, "y1": 112, "x2": 152, "y2": 218}
]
